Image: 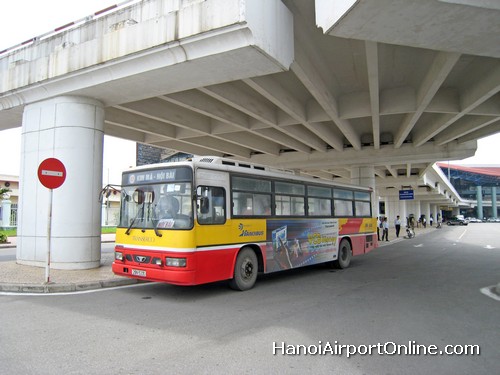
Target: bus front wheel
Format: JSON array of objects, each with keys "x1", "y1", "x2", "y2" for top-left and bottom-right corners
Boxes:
[
  {"x1": 229, "y1": 247, "x2": 258, "y2": 291},
  {"x1": 333, "y1": 239, "x2": 352, "y2": 269}
]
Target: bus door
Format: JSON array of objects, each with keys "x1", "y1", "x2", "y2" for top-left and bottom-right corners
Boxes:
[{"x1": 196, "y1": 185, "x2": 226, "y2": 225}]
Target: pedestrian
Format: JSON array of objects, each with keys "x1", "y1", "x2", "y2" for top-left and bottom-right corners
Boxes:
[
  {"x1": 382, "y1": 217, "x2": 389, "y2": 241},
  {"x1": 429, "y1": 215, "x2": 434, "y2": 227},
  {"x1": 377, "y1": 216, "x2": 382, "y2": 241},
  {"x1": 394, "y1": 215, "x2": 401, "y2": 238}
]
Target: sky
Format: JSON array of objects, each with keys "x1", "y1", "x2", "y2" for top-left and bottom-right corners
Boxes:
[
  {"x1": 0, "y1": 0, "x2": 499, "y2": 184},
  {"x1": 0, "y1": 0, "x2": 137, "y2": 184}
]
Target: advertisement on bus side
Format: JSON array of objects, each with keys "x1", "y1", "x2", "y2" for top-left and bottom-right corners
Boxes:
[{"x1": 265, "y1": 219, "x2": 339, "y2": 272}]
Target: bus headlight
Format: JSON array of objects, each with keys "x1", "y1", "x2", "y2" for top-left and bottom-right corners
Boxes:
[
  {"x1": 153, "y1": 258, "x2": 163, "y2": 266},
  {"x1": 115, "y1": 252, "x2": 123, "y2": 261},
  {"x1": 166, "y1": 257, "x2": 186, "y2": 267}
]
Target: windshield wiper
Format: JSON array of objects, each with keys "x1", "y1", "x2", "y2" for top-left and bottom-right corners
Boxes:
[
  {"x1": 125, "y1": 202, "x2": 145, "y2": 235},
  {"x1": 153, "y1": 225, "x2": 163, "y2": 237},
  {"x1": 141, "y1": 204, "x2": 162, "y2": 237}
]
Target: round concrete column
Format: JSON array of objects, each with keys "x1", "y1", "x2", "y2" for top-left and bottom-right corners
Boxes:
[
  {"x1": 385, "y1": 198, "x2": 407, "y2": 228},
  {"x1": 430, "y1": 204, "x2": 439, "y2": 225},
  {"x1": 491, "y1": 186, "x2": 497, "y2": 219},
  {"x1": 17, "y1": 96, "x2": 104, "y2": 269},
  {"x1": 420, "y1": 201, "x2": 431, "y2": 223},
  {"x1": 406, "y1": 200, "x2": 421, "y2": 221},
  {"x1": 476, "y1": 185, "x2": 483, "y2": 220}
]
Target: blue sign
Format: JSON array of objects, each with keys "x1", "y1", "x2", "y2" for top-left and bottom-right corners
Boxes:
[{"x1": 399, "y1": 189, "x2": 414, "y2": 200}]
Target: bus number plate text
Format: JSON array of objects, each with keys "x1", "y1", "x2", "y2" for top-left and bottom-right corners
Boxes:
[{"x1": 131, "y1": 269, "x2": 146, "y2": 277}]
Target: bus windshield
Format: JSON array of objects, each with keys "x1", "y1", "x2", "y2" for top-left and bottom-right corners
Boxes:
[{"x1": 120, "y1": 181, "x2": 193, "y2": 231}]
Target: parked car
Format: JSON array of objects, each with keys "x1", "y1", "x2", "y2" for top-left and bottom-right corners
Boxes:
[
  {"x1": 446, "y1": 216, "x2": 469, "y2": 226},
  {"x1": 466, "y1": 217, "x2": 482, "y2": 223}
]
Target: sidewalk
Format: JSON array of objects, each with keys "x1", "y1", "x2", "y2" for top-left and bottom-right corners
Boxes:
[
  {"x1": 0, "y1": 234, "x2": 144, "y2": 293},
  {"x1": 376, "y1": 224, "x2": 436, "y2": 247}
]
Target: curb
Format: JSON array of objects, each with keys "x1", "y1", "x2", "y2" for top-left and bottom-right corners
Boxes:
[
  {"x1": 0, "y1": 278, "x2": 147, "y2": 293},
  {"x1": 0, "y1": 239, "x2": 116, "y2": 249}
]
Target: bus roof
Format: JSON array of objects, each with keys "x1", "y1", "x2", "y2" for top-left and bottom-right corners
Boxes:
[{"x1": 123, "y1": 156, "x2": 373, "y2": 192}]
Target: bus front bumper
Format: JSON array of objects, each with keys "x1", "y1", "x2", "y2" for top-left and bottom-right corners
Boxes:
[{"x1": 112, "y1": 262, "x2": 197, "y2": 285}]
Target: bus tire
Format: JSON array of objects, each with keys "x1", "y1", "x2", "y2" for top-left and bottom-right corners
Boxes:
[
  {"x1": 229, "y1": 247, "x2": 258, "y2": 291},
  {"x1": 333, "y1": 239, "x2": 352, "y2": 269}
]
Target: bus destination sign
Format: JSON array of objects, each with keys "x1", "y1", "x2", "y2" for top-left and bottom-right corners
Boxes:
[{"x1": 123, "y1": 167, "x2": 192, "y2": 185}]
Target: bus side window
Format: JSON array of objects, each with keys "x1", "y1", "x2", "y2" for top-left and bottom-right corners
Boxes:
[{"x1": 197, "y1": 186, "x2": 226, "y2": 225}]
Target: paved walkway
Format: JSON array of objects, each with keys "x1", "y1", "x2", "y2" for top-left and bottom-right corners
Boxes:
[
  {"x1": 0, "y1": 225, "x2": 459, "y2": 294},
  {"x1": 376, "y1": 224, "x2": 435, "y2": 247},
  {"x1": 0, "y1": 234, "x2": 143, "y2": 293}
]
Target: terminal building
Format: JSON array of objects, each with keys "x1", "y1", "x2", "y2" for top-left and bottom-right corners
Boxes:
[{"x1": 437, "y1": 163, "x2": 500, "y2": 221}]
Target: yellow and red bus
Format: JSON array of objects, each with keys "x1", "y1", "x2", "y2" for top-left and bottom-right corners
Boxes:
[{"x1": 112, "y1": 157, "x2": 378, "y2": 290}]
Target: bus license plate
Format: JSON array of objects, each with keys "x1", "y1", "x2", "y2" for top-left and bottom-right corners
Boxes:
[{"x1": 131, "y1": 269, "x2": 146, "y2": 277}]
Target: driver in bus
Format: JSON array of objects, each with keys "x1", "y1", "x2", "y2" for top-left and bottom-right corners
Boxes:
[{"x1": 158, "y1": 196, "x2": 180, "y2": 219}]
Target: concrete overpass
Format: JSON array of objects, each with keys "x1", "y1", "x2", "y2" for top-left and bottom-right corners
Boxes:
[{"x1": 0, "y1": 0, "x2": 499, "y2": 268}]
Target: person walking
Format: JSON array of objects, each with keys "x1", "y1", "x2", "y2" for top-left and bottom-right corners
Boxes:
[
  {"x1": 377, "y1": 216, "x2": 382, "y2": 241},
  {"x1": 394, "y1": 215, "x2": 401, "y2": 238},
  {"x1": 382, "y1": 217, "x2": 389, "y2": 241}
]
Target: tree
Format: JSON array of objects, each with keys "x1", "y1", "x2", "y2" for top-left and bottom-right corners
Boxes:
[
  {"x1": 0, "y1": 187, "x2": 10, "y2": 198},
  {"x1": 0, "y1": 187, "x2": 11, "y2": 243}
]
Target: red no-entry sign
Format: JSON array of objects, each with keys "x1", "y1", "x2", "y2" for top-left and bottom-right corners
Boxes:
[{"x1": 38, "y1": 158, "x2": 66, "y2": 189}]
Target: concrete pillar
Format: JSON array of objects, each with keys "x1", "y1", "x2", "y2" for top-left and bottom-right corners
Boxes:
[
  {"x1": 476, "y1": 185, "x2": 483, "y2": 220},
  {"x1": 492, "y1": 186, "x2": 497, "y2": 219},
  {"x1": 1, "y1": 198, "x2": 12, "y2": 227},
  {"x1": 438, "y1": 206, "x2": 443, "y2": 222},
  {"x1": 17, "y1": 96, "x2": 104, "y2": 270},
  {"x1": 350, "y1": 166, "x2": 376, "y2": 215},
  {"x1": 421, "y1": 201, "x2": 431, "y2": 224},
  {"x1": 430, "y1": 204, "x2": 439, "y2": 225},
  {"x1": 406, "y1": 200, "x2": 420, "y2": 220},
  {"x1": 385, "y1": 197, "x2": 407, "y2": 228}
]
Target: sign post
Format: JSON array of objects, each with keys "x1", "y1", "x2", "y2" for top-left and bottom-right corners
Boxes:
[{"x1": 37, "y1": 158, "x2": 66, "y2": 284}]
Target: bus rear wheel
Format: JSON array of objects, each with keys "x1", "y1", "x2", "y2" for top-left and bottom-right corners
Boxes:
[
  {"x1": 229, "y1": 247, "x2": 258, "y2": 291},
  {"x1": 333, "y1": 239, "x2": 352, "y2": 269}
]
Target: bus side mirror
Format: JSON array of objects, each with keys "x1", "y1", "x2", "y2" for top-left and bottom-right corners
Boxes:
[
  {"x1": 197, "y1": 186, "x2": 210, "y2": 214},
  {"x1": 200, "y1": 197, "x2": 210, "y2": 214},
  {"x1": 134, "y1": 189, "x2": 144, "y2": 204}
]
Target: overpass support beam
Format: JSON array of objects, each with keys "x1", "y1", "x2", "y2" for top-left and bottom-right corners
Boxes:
[
  {"x1": 17, "y1": 96, "x2": 104, "y2": 270},
  {"x1": 350, "y1": 166, "x2": 376, "y2": 215}
]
